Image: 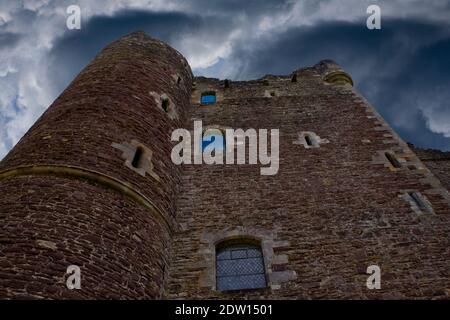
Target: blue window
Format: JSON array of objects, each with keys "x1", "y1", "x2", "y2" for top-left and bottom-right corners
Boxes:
[
  {"x1": 202, "y1": 130, "x2": 225, "y2": 152},
  {"x1": 216, "y1": 243, "x2": 267, "y2": 291},
  {"x1": 201, "y1": 91, "x2": 216, "y2": 104}
]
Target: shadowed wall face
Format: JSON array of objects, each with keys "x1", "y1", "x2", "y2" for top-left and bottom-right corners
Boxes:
[
  {"x1": 0, "y1": 32, "x2": 193, "y2": 299},
  {"x1": 168, "y1": 64, "x2": 450, "y2": 299},
  {"x1": 410, "y1": 145, "x2": 450, "y2": 191}
]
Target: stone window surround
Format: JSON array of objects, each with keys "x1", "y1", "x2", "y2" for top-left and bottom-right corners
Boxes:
[
  {"x1": 198, "y1": 227, "x2": 297, "y2": 291},
  {"x1": 191, "y1": 84, "x2": 224, "y2": 104},
  {"x1": 399, "y1": 190, "x2": 435, "y2": 214},
  {"x1": 149, "y1": 91, "x2": 178, "y2": 120},
  {"x1": 293, "y1": 131, "x2": 329, "y2": 149},
  {"x1": 264, "y1": 89, "x2": 279, "y2": 98},
  {"x1": 371, "y1": 149, "x2": 409, "y2": 171},
  {"x1": 172, "y1": 73, "x2": 182, "y2": 85},
  {"x1": 200, "y1": 91, "x2": 217, "y2": 105},
  {"x1": 111, "y1": 139, "x2": 160, "y2": 181}
]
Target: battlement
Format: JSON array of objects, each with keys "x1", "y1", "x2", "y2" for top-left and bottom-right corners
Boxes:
[
  {"x1": 192, "y1": 60, "x2": 353, "y2": 105},
  {"x1": 194, "y1": 59, "x2": 352, "y2": 89}
]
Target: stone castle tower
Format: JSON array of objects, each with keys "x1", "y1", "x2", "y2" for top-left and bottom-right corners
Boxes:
[{"x1": 0, "y1": 32, "x2": 449, "y2": 299}]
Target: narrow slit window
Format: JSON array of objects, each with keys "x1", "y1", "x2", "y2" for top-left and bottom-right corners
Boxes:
[
  {"x1": 161, "y1": 98, "x2": 170, "y2": 112},
  {"x1": 408, "y1": 192, "x2": 428, "y2": 210},
  {"x1": 224, "y1": 79, "x2": 230, "y2": 89},
  {"x1": 201, "y1": 91, "x2": 216, "y2": 105},
  {"x1": 131, "y1": 146, "x2": 144, "y2": 168},
  {"x1": 304, "y1": 134, "x2": 313, "y2": 146},
  {"x1": 385, "y1": 152, "x2": 401, "y2": 168},
  {"x1": 291, "y1": 74, "x2": 297, "y2": 82},
  {"x1": 216, "y1": 242, "x2": 267, "y2": 292}
]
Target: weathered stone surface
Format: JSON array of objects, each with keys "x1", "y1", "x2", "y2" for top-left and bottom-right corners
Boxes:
[
  {"x1": 410, "y1": 144, "x2": 450, "y2": 191},
  {"x1": 168, "y1": 65, "x2": 450, "y2": 299},
  {"x1": 0, "y1": 33, "x2": 449, "y2": 300},
  {"x1": 0, "y1": 31, "x2": 192, "y2": 299}
]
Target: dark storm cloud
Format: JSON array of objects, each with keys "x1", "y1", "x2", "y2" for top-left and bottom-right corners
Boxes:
[
  {"x1": 45, "y1": 1, "x2": 295, "y2": 96},
  {"x1": 47, "y1": 10, "x2": 205, "y2": 96},
  {"x1": 2, "y1": 1, "x2": 450, "y2": 160},
  {"x1": 0, "y1": 32, "x2": 22, "y2": 49},
  {"x1": 182, "y1": 0, "x2": 293, "y2": 14},
  {"x1": 214, "y1": 19, "x2": 450, "y2": 151},
  {"x1": 45, "y1": 6, "x2": 450, "y2": 152}
]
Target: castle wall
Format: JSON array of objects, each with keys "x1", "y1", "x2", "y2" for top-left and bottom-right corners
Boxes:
[
  {"x1": 411, "y1": 145, "x2": 450, "y2": 191},
  {"x1": 168, "y1": 63, "x2": 450, "y2": 299},
  {"x1": 0, "y1": 33, "x2": 448, "y2": 299},
  {"x1": 0, "y1": 32, "x2": 193, "y2": 299},
  {"x1": 0, "y1": 175, "x2": 170, "y2": 298}
]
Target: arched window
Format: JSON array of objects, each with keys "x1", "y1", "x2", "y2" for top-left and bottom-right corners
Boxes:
[{"x1": 216, "y1": 241, "x2": 267, "y2": 291}]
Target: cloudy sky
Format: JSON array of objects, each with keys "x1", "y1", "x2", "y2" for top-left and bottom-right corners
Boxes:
[{"x1": 1, "y1": 0, "x2": 450, "y2": 159}]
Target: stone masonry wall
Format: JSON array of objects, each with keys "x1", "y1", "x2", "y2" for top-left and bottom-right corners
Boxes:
[
  {"x1": 0, "y1": 175, "x2": 170, "y2": 299},
  {"x1": 0, "y1": 32, "x2": 193, "y2": 299},
  {"x1": 411, "y1": 144, "x2": 450, "y2": 191},
  {"x1": 167, "y1": 63, "x2": 450, "y2": 299}
]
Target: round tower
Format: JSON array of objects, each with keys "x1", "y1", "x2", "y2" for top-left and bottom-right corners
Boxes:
[{"x1": 0, "y1": 32, "x2": 192, "y2": 299}]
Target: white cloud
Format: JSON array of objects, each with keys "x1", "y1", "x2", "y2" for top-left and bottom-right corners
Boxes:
[
  {"x1": 424, "y1": 113, "x2": 450, "y2": 138},
  {"x1": 419, "y1": 87, "x2": 450, "y2": 138}
]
